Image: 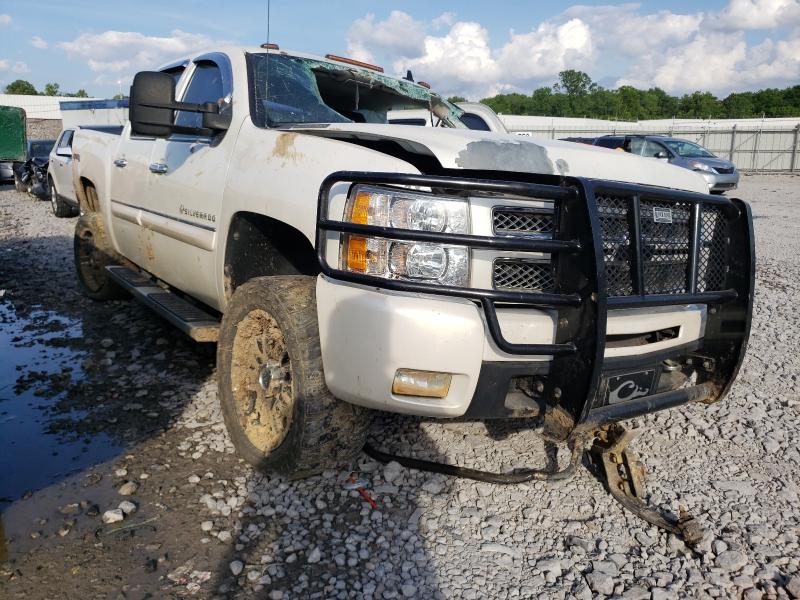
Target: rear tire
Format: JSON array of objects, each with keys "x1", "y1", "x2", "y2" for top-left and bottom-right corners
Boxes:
[
  {"x1": 74, "y1": 212, "x2": 127, "y2": 300},
  {"x1": 217, "y1": 276, "x2": 369, "y2": 478},
  {"x1": 50, "y1": 180, "x2": 77, "y2": 218}
]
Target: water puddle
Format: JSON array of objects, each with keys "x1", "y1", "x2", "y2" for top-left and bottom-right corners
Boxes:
[{"x1": 0, "y1": 301, "x2": 123, "y2": 513}]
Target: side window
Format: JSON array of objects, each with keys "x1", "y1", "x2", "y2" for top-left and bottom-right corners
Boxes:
[
  {"x1": 175, "y1": 61, "x2": 224, "y2": 130},
  {"x1": 161, "y1": 65, "x2": 186, "y2": 85},
  {"x1": 460, "y1": 113, "x2": 491, "y2": 131},
  {"x1": 642, "y1": 140, "x2": 667, "y2": 158},
  {"x1": 596, "y1": 137, "x2": 622, "y2": 149},
  {"x1": 628, "y1": 138, "x2": 646, "y2": 155},
  {"x1": 58, "y1": 130, "x2": 74, "y2": 149}
]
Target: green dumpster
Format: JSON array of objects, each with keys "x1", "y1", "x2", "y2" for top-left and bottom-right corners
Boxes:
[{"x1": 0, "y1": 106, "x2": 27, "y2": 161}]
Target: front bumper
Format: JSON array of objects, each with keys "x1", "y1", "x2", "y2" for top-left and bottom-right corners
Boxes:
[
  {"x1": 316, "y1": 172, "x2": 755, "y2": 439},
  {"x1": 699, "y1": 171, "x2": 739, "y2": 193}
]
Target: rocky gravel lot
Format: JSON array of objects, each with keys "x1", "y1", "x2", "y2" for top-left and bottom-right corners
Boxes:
[{"x1": 0, "y1": 174, "x2": 799, "y2": 599}]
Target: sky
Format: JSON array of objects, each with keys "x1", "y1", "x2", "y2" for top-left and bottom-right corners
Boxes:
[{"x1": 1, "y1": 0, "x2": 799, "y2": 99}]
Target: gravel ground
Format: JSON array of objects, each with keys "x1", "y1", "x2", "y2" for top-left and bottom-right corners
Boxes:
[
  {"x1": 0, "y1": 174, "x2": 799, "y2": 599},
  {"x1": 26, "y1": 119, "x2": 63, "y2": 141}
]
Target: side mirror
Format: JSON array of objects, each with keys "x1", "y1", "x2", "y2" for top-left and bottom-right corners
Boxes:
[
  {"x1": 56, "y1": 148, "x2": 72, "y2": 157},
  {"x1": 129, "y1": 71, "x2": 176, "y2": 137},
  {"x1": 129, "y1": 70, "x2": 231, "y2": 138},
  {"x1": 654, "y1": 151, "x2": 669, "y2": 160}
]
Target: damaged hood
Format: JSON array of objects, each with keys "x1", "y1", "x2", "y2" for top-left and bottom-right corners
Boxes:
[{"x1": 294, "y1": 123, "x2": 709, "y2": 195}]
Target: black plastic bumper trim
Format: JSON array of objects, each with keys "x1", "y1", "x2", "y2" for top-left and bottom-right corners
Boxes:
[
  {"x1": 600, "y1": 340, "x2": 701, "y2": 371},
  {"x1": 581, "y1": 382, "x2": 714, "y2": 428}
]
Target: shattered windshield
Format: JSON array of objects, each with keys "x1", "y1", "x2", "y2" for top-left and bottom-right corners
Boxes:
[{"x1": 248, "y1": 53, "x2": 464, "y2": 129}]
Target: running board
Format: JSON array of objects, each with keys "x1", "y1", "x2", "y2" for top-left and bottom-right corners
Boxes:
[{"x1": 106, "y1": 266, "x2": 220, "y2": 342}]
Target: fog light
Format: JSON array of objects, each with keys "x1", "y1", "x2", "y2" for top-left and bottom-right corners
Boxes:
[{"x1": 392, "y1": 369, "x2": 452, "y2": 398}]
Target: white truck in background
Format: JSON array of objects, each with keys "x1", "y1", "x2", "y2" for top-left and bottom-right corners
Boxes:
[
  {"x1": 70, "y1": 46, "x2": 754, "y2": 482},
  {"x1": 389, "y1": 101, "x2": 508, "y2": 133}
]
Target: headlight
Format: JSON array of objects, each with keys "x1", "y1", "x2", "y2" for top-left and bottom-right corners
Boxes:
[
  {"x1": 690, "y1": 162, "x2": 716, "y2": 174},
  {"x1": 340, "y1": 185, "x2": 470, "y2": 286}
]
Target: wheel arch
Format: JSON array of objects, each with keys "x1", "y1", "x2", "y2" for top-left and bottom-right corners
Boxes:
[{"x1": 222, "y1": 211, "x2": 320, "y2": 302}]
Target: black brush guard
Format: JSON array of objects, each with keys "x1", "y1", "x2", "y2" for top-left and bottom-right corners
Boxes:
[{"x1": 315, "y1": 172, "x2": 755, "y2": 440}]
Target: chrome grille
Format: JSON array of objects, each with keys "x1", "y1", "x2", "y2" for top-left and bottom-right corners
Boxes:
[
  {"x1": 493, "y1": 207, "x2": 553, "y2": 236},
  {"x1": 493, "y1": 259, "x2": 554, "y2": 292}
]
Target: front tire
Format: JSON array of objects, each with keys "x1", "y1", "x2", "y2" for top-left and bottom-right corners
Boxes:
[
  {"x1": 50, "y1": 180, "x2": 77, "y2": 218},
  {"x1": 217, "y1": 276, "x2": 369, "y2": 478},
  {"x1": 74, "y1": 212, "x2": 127, "y2": 300}
]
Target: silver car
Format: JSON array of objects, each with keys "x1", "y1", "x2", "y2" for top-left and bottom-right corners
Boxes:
[{"x1": 594, "y1": 135, "x2": 739, "y2": 193}]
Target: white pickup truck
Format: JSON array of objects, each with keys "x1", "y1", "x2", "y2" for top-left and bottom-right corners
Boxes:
[{"x1": 71, "y1": 46, "x2": 754, "y2": 479}]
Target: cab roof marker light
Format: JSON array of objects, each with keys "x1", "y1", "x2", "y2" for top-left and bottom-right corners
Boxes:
[
  {"x1": 417, "y1": 81, "x2": 431, "y2": 89},
  {"x1": 324, "y1": 54, "x2": 384, "y2": 73},
  {"x1": 260, "y1": 43, "x2": 280, "y2": 50}
]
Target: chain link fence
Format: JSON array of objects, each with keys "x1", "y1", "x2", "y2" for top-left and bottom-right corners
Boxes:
[{"x1": 508, "y1": 124, "x2": 800, "y2": 172}]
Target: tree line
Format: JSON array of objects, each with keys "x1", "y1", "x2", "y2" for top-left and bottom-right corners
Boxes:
[
  {"x1": 4, "y1": 79, "x2": 88, "y2": 98},
  {"x1": 450, "y1": 70, "x2": 800, "y2": 121}
]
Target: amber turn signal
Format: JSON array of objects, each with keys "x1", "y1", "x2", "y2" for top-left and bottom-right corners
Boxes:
[{"x1": 345, "y1": 235, "x2": 367, "y2": 272}]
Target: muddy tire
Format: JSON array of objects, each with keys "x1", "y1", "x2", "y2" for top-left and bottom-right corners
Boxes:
[
  {"x1": 50, "y1": 180, "x2": 77, "y2": 218},
  {"x1": 73, "y1": 212, "x2": 127, "y2": 300},
  {"x1": 217, "y1": 276, "x2": 369, "y2": 478}
]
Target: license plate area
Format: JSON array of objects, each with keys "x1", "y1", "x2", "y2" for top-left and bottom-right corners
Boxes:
[{"x1": 604, "y1": 368, "x2": 658, "y2": 405}]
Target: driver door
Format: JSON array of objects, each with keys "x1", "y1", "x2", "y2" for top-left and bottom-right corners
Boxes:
[{"x1": 140, "y1": 54, "x2": 235, "y2": 308}]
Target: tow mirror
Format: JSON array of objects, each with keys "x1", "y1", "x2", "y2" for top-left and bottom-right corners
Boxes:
[
  {"x1": 129, "y1": 72, "x2": 177, "y2": 137},
  {"x1": 129, "y1": 71, "x2": 231, "y2": 138}
]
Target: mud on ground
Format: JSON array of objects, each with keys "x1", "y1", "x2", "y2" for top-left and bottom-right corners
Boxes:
[{"x1": 0, "y1": 175, "x2": 799, "y2": 599}]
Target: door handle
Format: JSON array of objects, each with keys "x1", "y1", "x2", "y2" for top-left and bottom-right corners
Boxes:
[
  {"x1": 113, "y1": 158, "x2": 127, "y2": 168},
  {"x1": 149, "y1": 162, "x2": 168, "y2": 174}
]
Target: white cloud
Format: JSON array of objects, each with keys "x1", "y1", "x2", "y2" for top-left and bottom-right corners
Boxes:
[
  {"x1": 30, "y1": 36, "x2": 48, "y2": 49},
  {"x1": 346, "y1": 11, "x2": 427, "y2": 63},
  {"x1": 1, "y1": 60, "x2": 30, "y2": 74},
  {"x1": 716, "y1": 0, "x2": 800, "y2": 29},
  {"x1": 0, "y1": 14, "x2": 11, "y2": 26},
  {"x1": 495, "y1": 18, "x2": 593, "y2": 81},
  {"x1": 431, "y1": 12, "x2": 456, "y2": 29},
  {"x1": 617, "y1": 32, "x2": 748, "y2": 93},
  {"x1": 60, "y1": 29, "x2": 224, "y2": 74},
  {"x1": 346, "y1": 11, "x2": 595, "y2": 98},
  {"x1": 399, "y1": 22, "x2": 501, "y2": 96},
  {"x1": 564, "y1": 4, "x2": 703, "y2": 57}
]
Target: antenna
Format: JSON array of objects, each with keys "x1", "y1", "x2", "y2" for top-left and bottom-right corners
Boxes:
[{"x1": 265, "y1": 0, "x2": 271, "y2": 126}]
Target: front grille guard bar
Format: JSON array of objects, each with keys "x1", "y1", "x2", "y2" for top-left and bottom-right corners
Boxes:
[{"x1": 316, "y1": 172, "x2": 754, "y2": 434}]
